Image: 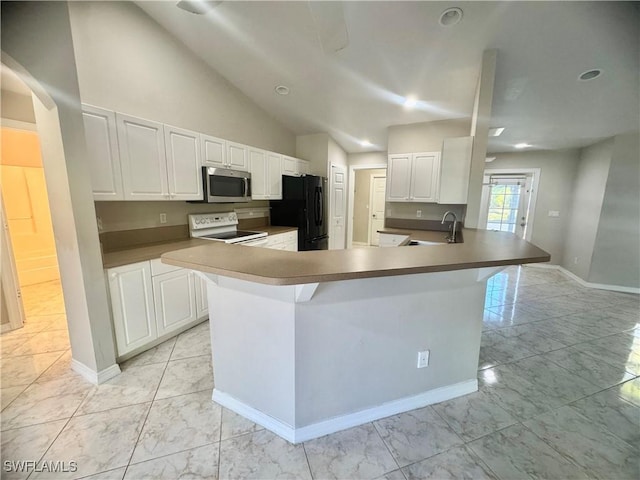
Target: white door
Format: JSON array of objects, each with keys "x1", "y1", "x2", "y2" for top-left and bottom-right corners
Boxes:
[
  {"x1": 411, "y1": 152, "x2": 440, "y2": 202},
  {"x1": 386, "y1": 154, "x2": 411, "y2": 201},
  {"x1": 480, "y1": 173, "x2": 535, "y2": 240},
  {"x1": 1, "y1": 197, "x2": 25, "y2": 332},
  {"x1": 329, "y1": 164, "x2": 347, "y2": 250},
  {"x1": 108, "y1": 261, "x2": 157, "y2": 355},
  {"x1": 164, "y1": 126, "x2": 202, "y2": 200},
  {"x1": 153, "y1": 268, "x2": 197, "y2": 336},
  {"x1": 82, "y1": 105, "x2": 123, "y2": 201},
  {"x1": 116, "y1": 113, "x2": 168, "y2": 200},
  {"x1": 369, "y1": 176, "x2": 386, "y2": 246}
]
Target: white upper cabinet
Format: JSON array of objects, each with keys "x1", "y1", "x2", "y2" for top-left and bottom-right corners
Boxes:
[
  {"x1": 282, "y1": 155, "x2": 309, "y2": 177},
  {"x1": 297, "y1": 159, "x2": 309, "y2": 175},
  {"x1": 411, "y1": 152, "x2": 440, "y2": 203},
  {"x1": 438, "y1": 136, "x2": 473, "y2": 204},
  {"x1": 164, "y1": 125, "x2": 203, "y2": 201},
  {"x1": 226, "y1": 141, "x2": 250, "y2": 171},
  {"x1": 200, "y1": 134, "x2": 226, "y2": 168},
  {"x1": 386, "y1": 154, "x2": 412, "y2": 201},
  {"x1": 116, "y1": 113, "x2": 168, "y2": 201},
  {"x1": 249, "y1": 148, "x2": 268, "y2": 199},
  {"x1": 82, "y1": 105, "x2": 124, "y2": 201},
  {"x1": 267, "y1": 152, "x2": 283, "y2": 199},
  {"x1": 250, "y1": 149, "x2": 282, "y2": 200},
  {"x1": 387, "y1": 152, "x2": 440, "y2": 203}
]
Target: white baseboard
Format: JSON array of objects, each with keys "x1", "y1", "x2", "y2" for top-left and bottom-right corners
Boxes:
[
  {"x1": 71, "y1": 359, "x2": 121, "y2": 385},
  {"x1": 213, "y1": 379, "x2": 478, "y2": 444},
  {"x1": 527, "y1": 263, "x2": 640, "y2": 294}
]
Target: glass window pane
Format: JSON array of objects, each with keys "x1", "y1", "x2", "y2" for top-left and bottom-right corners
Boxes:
[
  {"x1": 488, "y1": 209, "x2": 504, "y2": 221},
  {"x1": 489, "y1": 194, "x2": 504, "y2": 209},
  {"x1": 505, "y1": 195, "x2": 520, "y2": 208},
  {"x1": 491, "y1": 185, "x2": 506, "y2": 195},
  {"x1": 487, "y1": 223, "x2": 501, "y2": 230}
]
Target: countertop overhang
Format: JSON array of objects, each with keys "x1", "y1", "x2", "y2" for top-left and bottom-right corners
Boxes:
[{"x1": 161, "y1": 228, "x2": 550, "y2": 286}]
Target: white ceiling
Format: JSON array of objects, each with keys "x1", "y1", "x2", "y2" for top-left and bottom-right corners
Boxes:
[{"x1": 136, "y1": 2, "x2": 638, "y2": 154}]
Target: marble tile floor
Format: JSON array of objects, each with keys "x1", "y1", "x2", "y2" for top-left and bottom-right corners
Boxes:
[{"x1": 1, "y1": 266, "x2": 638, "y2": 479}]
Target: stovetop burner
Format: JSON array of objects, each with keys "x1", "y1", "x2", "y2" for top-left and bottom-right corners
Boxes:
[{"x1": 200, "y1": 230, "x2": 263, "y2": 240}]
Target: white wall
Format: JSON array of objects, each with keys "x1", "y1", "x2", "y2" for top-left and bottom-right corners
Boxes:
[
  {"x1": 1, "y1": 1, "x2": 118, "y2": 374},
  {"x1": 296, "y1": 133, "x2": 329, "y2": 177},
  {"x1": 466, "y1": 50, "x2": 497, "y2": 229},
  {"x1": 486, "y1": 149, "x2": 580, "y2": 264},
  {"x1": 1, "y1": 90, "x2": 35, "y2": 123},
  {"x1": 562, "y1": 139, "x2": 614, "y2": 279},
  {"x1": 68, "y1": 1, "x2": 295, "y2": 156},
  {"x1": 348, "y1": 151, "x2": 387, "y2": 167},
  {"x1": 387, "y1": 119, "x2": 470, "y2": 154},
  {"x1": 589, "y1": 132, "x2": 640, "y2": 288}
]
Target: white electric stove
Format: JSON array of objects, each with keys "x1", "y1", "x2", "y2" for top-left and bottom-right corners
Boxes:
[{"x1": 188, "y1": 212, "x2": 268, "y2": 246}]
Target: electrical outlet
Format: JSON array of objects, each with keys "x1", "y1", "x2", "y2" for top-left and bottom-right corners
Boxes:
[
  {"x1": 159, "y1": 213, "x2": 167, "y2": 224},
  {"x1": 417, "y1": 350, "x2": 430, "y2": 368},
  {"x1": 416, "y1": 210, "x2": 422, "y2": 218}
]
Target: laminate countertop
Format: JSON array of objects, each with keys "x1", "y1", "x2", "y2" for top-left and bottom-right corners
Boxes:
[
  {"x1": 102, "y1": 226, "x2": 297, "y2": 269},
  {"x1": 161, "y1": 228, "x2": 550, "y2": 286}
]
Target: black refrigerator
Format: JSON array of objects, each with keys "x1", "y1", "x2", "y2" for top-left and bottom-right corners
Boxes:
[{"x1": 270, "y1": 175, "x2": 329, "y2": 251}]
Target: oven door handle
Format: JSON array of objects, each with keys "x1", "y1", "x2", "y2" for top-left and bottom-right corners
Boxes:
[{"x1": 243, "y1": 177, "x2": 249, "y2": 198}]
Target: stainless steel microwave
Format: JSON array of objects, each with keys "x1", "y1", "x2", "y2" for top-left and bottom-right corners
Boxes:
[{"x1": 200, "y1": 166, "x2": 251, "y2": 203}]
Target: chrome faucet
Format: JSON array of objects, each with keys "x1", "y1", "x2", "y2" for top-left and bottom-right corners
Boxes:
[{"x1": 441, "y1": 211, "x2": 458, "y2": 243}]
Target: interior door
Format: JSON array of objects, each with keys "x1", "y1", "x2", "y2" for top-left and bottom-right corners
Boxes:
[
  {"x1": 329, "y1": 164, "x2": 347, "y2": 249},
  {"x1": 1, "y1": 197, "x2": 25, "y2": 332},
  {"x1": 369, "y1": 175, "x2": 386, "y2": 246}
]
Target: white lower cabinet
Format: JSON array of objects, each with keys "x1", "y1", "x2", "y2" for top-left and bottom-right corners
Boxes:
[
  {"x1": 194, "y1": 274, "x2": 209, "y2": 319},
  {"x1": 152, "y1": 269, "x2": 197, "y2": 336},
  {"x1": 107, "y1": 259, "x2": 206, "y2": 357},
  {"x1": 265, "y1": 231, "x2": 298, "y2": 251}
]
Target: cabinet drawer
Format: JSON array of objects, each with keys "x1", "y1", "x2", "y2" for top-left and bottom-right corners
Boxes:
[{"x1": 150, "y1": 258, "x2": 183, "y2": 276}]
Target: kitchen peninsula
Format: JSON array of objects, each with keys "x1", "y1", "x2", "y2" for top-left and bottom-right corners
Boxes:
[{"x1": 161, "y1": 229, "x2": 549, "y2": 443}]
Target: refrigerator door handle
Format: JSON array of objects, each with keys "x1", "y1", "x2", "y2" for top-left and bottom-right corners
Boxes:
[{"x1": 315, "y1": 187, "x2": 323, "y2": 226}]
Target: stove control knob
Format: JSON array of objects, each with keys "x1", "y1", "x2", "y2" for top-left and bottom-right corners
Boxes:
[{"x1": 229, "y1": 212, "x2": 237, "y2": 221}]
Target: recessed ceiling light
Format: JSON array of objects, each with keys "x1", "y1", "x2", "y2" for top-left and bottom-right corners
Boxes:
[
  {"x1": 439, "y1": 7, "x2": 463, "y2": 27},
  {"x1": 275, "y1": 85, "x2": 290, "y2": 95},
  {"x1": 514, "y1": 143, "x2": 531, "y2": 149},
  {"x1": 360, "y1": 140, "x2": 372, "y2": 147},
  {"x1": 403, "y1": 96, "x2": 417, "y2": 109},
  {"x1": 488, "y1": 127, "x2": 505, "y2": 137},
  {"x1": 176, "y1": 0, "x2": 222, "y2": 14},
  {"x1": 578, "y1": 69, "x2": 602, "y2": 81}
]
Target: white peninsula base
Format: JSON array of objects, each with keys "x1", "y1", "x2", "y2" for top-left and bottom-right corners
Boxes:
[{"x1": 200, "y1": 266, "x2": 503, "y2": 444}]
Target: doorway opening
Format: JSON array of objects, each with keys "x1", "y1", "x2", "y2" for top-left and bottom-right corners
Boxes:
[
  {"x1": 479, "y1": 168, "x2": 539, "y2": 241},
  {"x1": 348, "y1": 166, "x2": 387, "y2": 248},
  {"x1": 1, "y1": 64, "x2": 67, "y2": 340}
]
